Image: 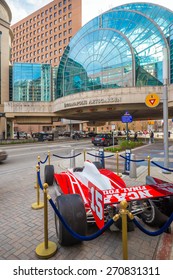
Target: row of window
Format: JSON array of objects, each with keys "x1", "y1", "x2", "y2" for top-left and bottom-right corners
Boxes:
[
  {"x1": 13, "y1": 57, "x2": 61, "y2": 65},
  {"x1": 13, "y1": 0, "x2": 72, "y2": 31},
  {"x1": 14, "y1": 47, "x2": 65, "y2": 58},
  {"x1": 12, "y1": 36, "x2": 72, "y2": 57},
  {"x1": 13, "y1": 28, "x2": 72, "y2": 50},
  {"x1": 13, "y1": 14, "x2": 72, "y2": 36},
  {"x1": 14, "y1": 23, "x2": 72, "y2": 41}
]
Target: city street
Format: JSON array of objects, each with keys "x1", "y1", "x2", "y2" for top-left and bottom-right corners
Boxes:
[{"x1": 0, "y1": 139, "x2": 173, "y2": 260}]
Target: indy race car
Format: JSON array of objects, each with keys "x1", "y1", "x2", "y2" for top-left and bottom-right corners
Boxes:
[{"x1": 44, "y1": 161, "x2": 173, "y2": 246}]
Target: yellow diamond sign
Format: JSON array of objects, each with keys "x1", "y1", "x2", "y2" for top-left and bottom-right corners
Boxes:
[{"x1": 145, "y1": 93, "x2": 160, "y2": 108}]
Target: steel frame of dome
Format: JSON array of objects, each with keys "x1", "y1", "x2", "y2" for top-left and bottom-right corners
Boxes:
[{"x1": 56, "y1": 2, "x2": 173, "y2": 99}]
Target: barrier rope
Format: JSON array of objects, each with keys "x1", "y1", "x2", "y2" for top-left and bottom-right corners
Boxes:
[
  {"x1": 39, "y1": 155, "x2": 49, "y2": 164},
  {"x1": 119, "y1": 154, "x2": 145, "y2": 162},
  {"x1": 87, "y1": 152, "x2": 114, "y2": 158},
  {"x1": 133, "y1": 213, "x2": 173, "y2": 236},
  {"x1": 37, "y1": 169, "x2": 114, "y2": 241},
  {"x1": 53, "y1": 153, "x2": 81, "y2": 159},
  {"x1": 37, "y1": 170, "x2": 43, "y2": 190},
  {"x1": 49, "y1": 198, "x2": 114, "y2": 241},
  {"x1": 151, "y1": 160, "x2": 173, "y2": 172}
]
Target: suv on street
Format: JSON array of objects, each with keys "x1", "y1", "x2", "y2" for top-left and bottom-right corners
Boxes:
[{"x1": 92, "y1": 133, "x2": 118, "y2": 146}]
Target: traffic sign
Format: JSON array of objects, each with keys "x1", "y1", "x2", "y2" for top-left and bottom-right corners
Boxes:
[
  {"x1": 121, "y1": 111, "x2": 133, "y2": 123},
  {"x1": 145, "y1": 93, "x2": 160, "y2": 108}
]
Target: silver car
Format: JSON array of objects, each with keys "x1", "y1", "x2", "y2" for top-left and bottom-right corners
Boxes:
[{"x1": 0, "y1": 150, "x2": 8, "y2": 162}]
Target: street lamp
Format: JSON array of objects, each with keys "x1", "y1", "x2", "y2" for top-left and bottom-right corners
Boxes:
[
  {"x1": 162, "y1": 47, "x2": 169, "y2": 172},
  {"x1": 0, "y1": 31, "x2": 2, "y2": 104}
]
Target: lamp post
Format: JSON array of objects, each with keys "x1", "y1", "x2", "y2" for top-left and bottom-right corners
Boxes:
[
  {"x1": 0, "y1": 31, "x2": 2, "y2": 104},
  {"x1": 162, "y1": 47, "x2": 169, "y2": 172}
]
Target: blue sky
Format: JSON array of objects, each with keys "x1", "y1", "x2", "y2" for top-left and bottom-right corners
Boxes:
[{"x1": 5, "y1": 0, "x2": 173, "y2": 25}]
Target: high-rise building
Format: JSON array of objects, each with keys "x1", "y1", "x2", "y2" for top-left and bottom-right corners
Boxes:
[{"x1": 10, "y1": 0, "x2": 82, "y2": 67}]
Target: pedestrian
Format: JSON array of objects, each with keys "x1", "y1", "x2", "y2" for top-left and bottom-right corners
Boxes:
[
  {"x1": 17, "y1": 131, "x2": 20, "y2": 140},
  {"x1": 134, "y1": 131, "x2": 138, "y2": 142},
  {"x1": 150, "y1": 131, "x2": 154, "y2": 143}
]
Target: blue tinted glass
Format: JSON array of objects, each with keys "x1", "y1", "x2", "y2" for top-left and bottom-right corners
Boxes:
[{"x1": 13, "y1": 63, "x2": 52, "y2": 101}]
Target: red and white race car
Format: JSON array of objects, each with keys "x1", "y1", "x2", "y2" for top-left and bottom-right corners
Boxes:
[{"x1": 44, "y1": 161, "x2": 173, "y2": 246}]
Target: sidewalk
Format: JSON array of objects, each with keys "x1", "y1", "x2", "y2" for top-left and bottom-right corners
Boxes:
[{"x1": 0, "y1": 144, "x2": 172, "y2": 260}]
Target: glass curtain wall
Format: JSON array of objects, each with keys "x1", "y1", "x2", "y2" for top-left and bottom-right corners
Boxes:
[
  {"x1": 170, "y1": 24, "x2": 173, "y2": 84},
  {"x1": 13, "y1": 63, "x2": 51, "y2": 101},
  {"x1": 56, "y1": 3, "x2": 173, "y2": 99}
]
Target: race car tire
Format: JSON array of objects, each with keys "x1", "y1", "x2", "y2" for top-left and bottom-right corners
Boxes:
[
  {"x1": 140, "y1": 199, "x2": 169, "y2": 227},
  {"x1": 55, "y1": 194, "x2": 87, "y2": 246},
  {"x1": 92, "y1": 161, "x2": 103, "y2": 169},
  {"x1": 114, "y1": 217, "x2": 135, "y2": 232},
  {"x1": 44, "y1": 165, "x2": 54, "y2": 186}
]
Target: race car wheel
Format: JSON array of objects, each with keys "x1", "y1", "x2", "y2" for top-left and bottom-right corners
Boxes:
[
  {"x1": 92, "y1": 161, "x2": 103, "y2": 169},
  {"x1": 55, "y1": 194, "x2": 87, "y2": 246},
  {"x1": 140, "y1": 199, "x2": 169, "y2": 227},
  {"x1": 44, "y1": 165, "x2": 54, "y2": 186}
]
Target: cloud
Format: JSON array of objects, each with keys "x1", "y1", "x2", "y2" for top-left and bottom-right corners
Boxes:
[{"x1": 5, "y1": 0, "x2": 51, "y2": 24}]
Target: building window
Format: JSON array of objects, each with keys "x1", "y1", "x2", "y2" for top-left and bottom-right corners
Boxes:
[{"x1": 68, "y1": 4, "x2": 72, "y2": 10}]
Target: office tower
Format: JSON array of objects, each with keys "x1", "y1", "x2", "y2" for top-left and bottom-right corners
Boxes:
[{"x1": 11, "y1": 0, "x2": 82, "y2": 67}]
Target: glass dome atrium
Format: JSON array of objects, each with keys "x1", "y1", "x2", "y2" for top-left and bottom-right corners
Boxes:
[{"x1": 56, "y1": 2, "x2": 173, "y2": 98}]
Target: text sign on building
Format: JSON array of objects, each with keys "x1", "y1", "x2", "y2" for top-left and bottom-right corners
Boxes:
[
  {"x1": 145, "y1": 93, "x2": 160, "y2": 108},
  {"x1": 121, "y1": 111, "x2": 133, "y2": 123}
]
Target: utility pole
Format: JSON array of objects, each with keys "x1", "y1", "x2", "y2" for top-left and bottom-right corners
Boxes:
[{"x1": 162, "y1": 47, "x2": 169, "y2": 172}]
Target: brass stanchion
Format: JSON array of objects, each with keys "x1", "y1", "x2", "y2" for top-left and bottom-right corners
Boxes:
[
  {"x1": 48, "y1": 151, "x2": 50, "y2": 165},
  {"x1": 35, "y1": 183, "x2": 57, "y2": 258},
  {"x1": 113, "y1": 200, "x2": 134, "y2": 260},
  {"x1": 147, "y1": 155, "x2": 151, "y2": 176},
  {"x1": 83, "y1": 149, "x2": 86, "y2": 162},
  {"x1": 32, "y1": 164, "x2": 44, "y2": 210}
]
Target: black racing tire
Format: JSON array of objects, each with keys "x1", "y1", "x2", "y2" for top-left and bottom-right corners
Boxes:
[
  {"x1": 92, "y1": 161, "x2": 103, "y2": 169},
  {"x1": 55, "y1": 194, "x2": 87, "y2": 246},
  {"x1": 140, "y1": 199, "x2": 169, "y2": 227},
  {"x1": 44, "y1": 165, "x2": 54, "y2": 186}
]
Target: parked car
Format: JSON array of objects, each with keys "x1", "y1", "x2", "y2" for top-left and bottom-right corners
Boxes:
[
  {"x1": 87, "y1": 131, "x2": 97, "y2": 137},
  {"x1": 0, "y1": 149, "x2": 8, "y2": 162},
  {"x1": 32, "y1": 132, "x2": 54, "y2": 141},
  {"x1": 14, "y1": 131, "x2": 27, "y2": 139},
  {"x1": 92, "y1": 133, "x2": 118, "y2": 146}
]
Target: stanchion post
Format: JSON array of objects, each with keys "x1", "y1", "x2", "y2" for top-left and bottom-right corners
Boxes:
[
  {"x1": 48, "y1": 151, "x2": 50, "y2": 165},
  {"x1": 116, "y1": 151, "x2": 119, "y2": 175},
  {"x1": 115, "y1": 200, "x2": 134, "y2": 260},
  {"x1": 32, "y1": 164, "x2": 44, "y2": 210},
  {"x1": 38, "y1": 155, "x2": 41, "y2": 165},
  {"x1": 147, "y1": 155, "x2": 151, "y2": 176},
  {"x1": 35, "y1": 183, "x2": 57, "y2": 258},
  {"x1": 83, "y1": 149, "x2": 86, "y2": 162}
]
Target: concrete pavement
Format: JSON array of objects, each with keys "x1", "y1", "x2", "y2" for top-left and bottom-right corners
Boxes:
[{"x1": 0, "y1": 142, "x2": 173, "y2": 260}]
